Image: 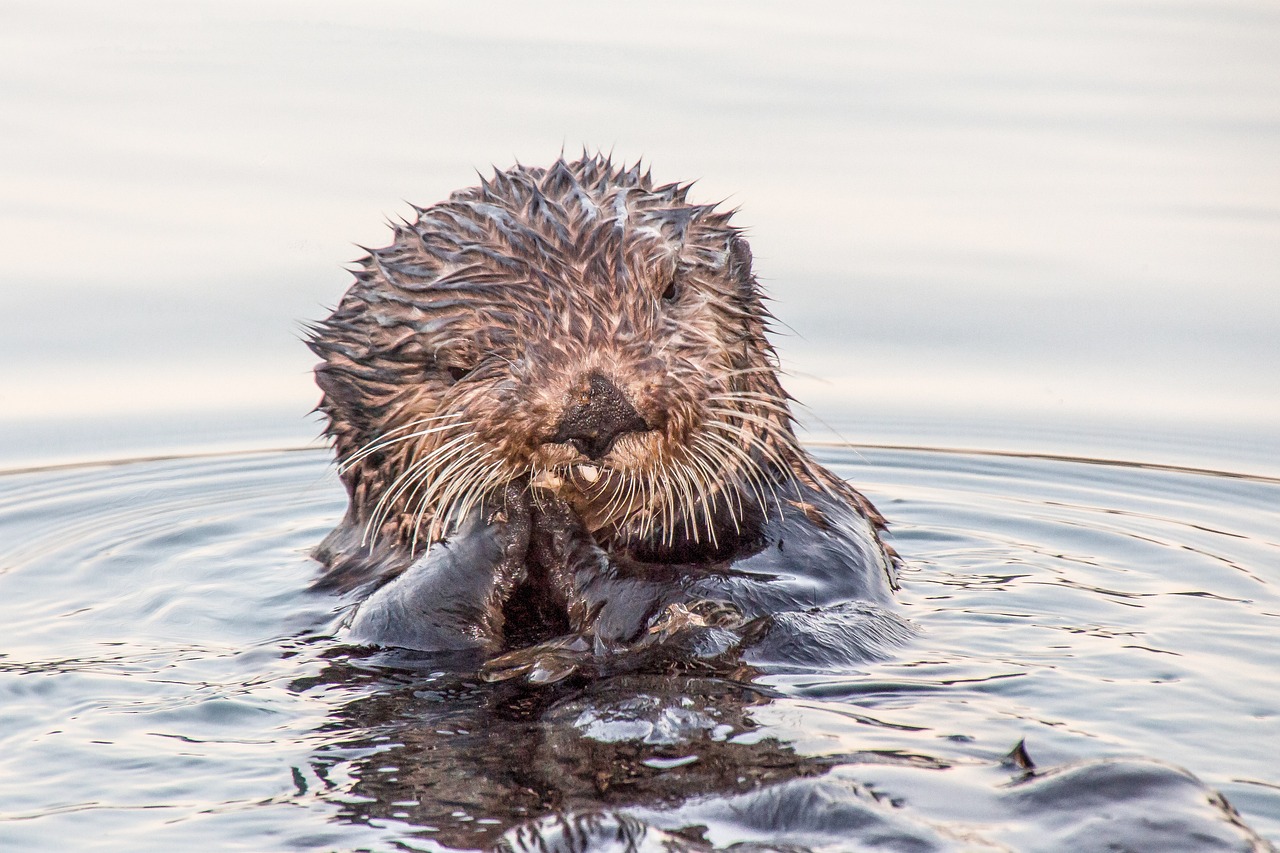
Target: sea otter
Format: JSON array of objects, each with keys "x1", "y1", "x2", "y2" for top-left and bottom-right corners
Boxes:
[{"x1": 308, "y1": 154, "x2": 908, "y2": 678}]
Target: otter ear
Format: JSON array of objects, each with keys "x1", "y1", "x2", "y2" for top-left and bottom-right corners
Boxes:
[
  {"x1": 728, "y1": 235, "x2": 754, "y2": 282},
  {"x1": 727, "y1": 234, "x2": 752, "y2": 297}
]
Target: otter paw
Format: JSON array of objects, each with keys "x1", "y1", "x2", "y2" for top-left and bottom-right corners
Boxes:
[
  {"x1": 480, "y1": 635, "x2": 594, "y2": 684},
  {"x1": 646, "y1": 600, "x2": 746, "y2": 638}
]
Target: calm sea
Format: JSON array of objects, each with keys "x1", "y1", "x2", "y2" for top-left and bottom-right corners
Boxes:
[{"x1": 1, "y1": 2, "x2": 1277, "y2": 849}]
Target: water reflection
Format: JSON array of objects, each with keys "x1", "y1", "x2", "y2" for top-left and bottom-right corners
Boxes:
[
  {"x1": 293, "y1": 650, "x2": 1268, "y2": 851},
  {"x1": 293, "y1": 658, "x2": 818, "y2": 846}
]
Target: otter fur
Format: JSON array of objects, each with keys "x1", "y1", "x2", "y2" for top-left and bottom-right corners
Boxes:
[{"x1": 308, "y1": 154, "x2": 907, "y2": 673}]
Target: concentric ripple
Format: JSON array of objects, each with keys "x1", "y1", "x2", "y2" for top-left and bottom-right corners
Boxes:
[{"x1": 0, "y1": 446, "x2": 1276, "y2": 850}]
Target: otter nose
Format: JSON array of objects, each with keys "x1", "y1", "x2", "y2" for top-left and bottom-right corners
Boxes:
[{"x1": 550, "y1": 373, "x2": 650, "y2": 460}]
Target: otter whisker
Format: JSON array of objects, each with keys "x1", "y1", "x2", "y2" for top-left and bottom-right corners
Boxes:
[
  {"x1": 691, "y1": 459, "x2": 722, "y2": 547},
  {"x1": 699, "y1": 427, "x2": 784, "y2": 514},
  {"x1": 338, "y1": 413, "x2": 465, "y2": 474},
  {"x1": 471, "y1": 462, "x2": 513, "y2": 521},
  {"x1": 714, "y1": 365, "x2": 784, "y2": 380},
  {"x1": 706, "y1": 393, "x2": 846, "y2": 500},
  {"x1": 339, "y1": 413, "x2": 451, "y2": 463},
  {"x1": 626, "y1": 468, "x2": 645, "y2": 530},
  {"x1": 668, "y1": 460, "x2": 705, "y2": 547},
  {"x1": 654, "y1": 468, "x2": 673, "y2": 548},
  {"x1": 672, "y1": 452, "x2": 714, "y2": 543},
  {"x1": 712, "y1": 377, "x2": 826, "y2": 424},
  {"x1": 718, "y1": 410, "x2": 839, "y2": 500},
  {"x1": 636, "y1": 468, "x2": 655, "y2": 543},
  {"x1": 686, "y1": 461, "x2": 716, "y2": 547},
  {"x1": 369, "y1": 432, "x2": 477, "y2": 534},
  {"x1": 432, "y1": 456, "x2": 505, "y2": 545},
  {"x1": 401, "y1": 432, "x2": 479, "y2": 499},
  {"x1": 737, "y1": 424, "x2": 800, "y2": 487},
  {"x1": 692, "y1": 435, "x2": 761, "y2": 523},
  {"x1": 685, "y1": 443, "x2": 740, "y2": 536},
  {"x1": 475, "y1": 461, "x2": 515, "y2": 516},
  {"x1": 705, "y1": 391, "x2": 796, "y2": 420},
  {"x1": 672, "y1": 464, "x2": 697, "y2": 544},
  {"x1": 648, "y1": 471, "x2": 664, "y2": 544},
  {"x1": 708, "y1": 382, "x2": 790, "y2": 396},
  {"x1": 453, "y1": 460, "x2": 503, "y2": 524},
  {"x1": 364, "y1": 452, "x2": 437, "y2": 547},
  {"x1": 596, "y1": 468, "x2": 631, "y2": 526},
  {"x1": 609, "y1": 469, "x2": 635, "y2": 522},
  {"x1": 705, "y1": 414, "x2": 805, "y2": 484},
  {"x1": 417, "y1": 444, "x2": 494, "y2": 544},
  {"x1": 704, "y1": 411, "x2": 800, "y2": 478},
  {"x1": 340, "y1": 412, "x2": 460, "y2": 471},
  {"x1": 705, "y1": 404, "x2": 796, "y2": 440},
  {"x1": 371, "y1": 432, "x2": 481, "y2": 548},
  {"x1": 355, "y1": 425, "x2": 476, "y2": 541},
  {"x1": 412, "y1": 445, "x2": 490, "y2": 546},
  {"x1": 664, "y1": 469, "x2": 681, "y2": 548},
  {"x1": 707, "y1": 381, "x2": 790, "y2": 397}
]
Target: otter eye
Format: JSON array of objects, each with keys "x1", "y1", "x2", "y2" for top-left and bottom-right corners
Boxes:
[
  {"x1": 660, "y1": 277, "x2": 679, "y2": 303},
  {"x1": 446, "y1": 364, "x2": 471, "y2": 384}
]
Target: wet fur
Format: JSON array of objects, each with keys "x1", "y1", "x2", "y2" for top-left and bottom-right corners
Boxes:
[{"x1": 308, "y1": 154, "x2": 899, "y2": 661}]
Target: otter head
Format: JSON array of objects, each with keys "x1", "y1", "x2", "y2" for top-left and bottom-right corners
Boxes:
[{"x1": 309, "y1": 155, "x2": 809, "y2": 569}]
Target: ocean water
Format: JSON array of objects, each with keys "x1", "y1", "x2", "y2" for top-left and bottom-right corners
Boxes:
[
  {"x1": 0, "y1": 448, "x2": 1276, "y2": 850},
  {"x1": 1, "y1": 1, "x2": 1278, "y2": 849}
]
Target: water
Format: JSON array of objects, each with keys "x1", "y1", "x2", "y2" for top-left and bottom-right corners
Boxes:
[
  {"x1": 0, "y1": 446, "x2": 1276, "y2": 849},
  {"x1": 2, "y1": 0, "x2": 1279, "y2": 848}
]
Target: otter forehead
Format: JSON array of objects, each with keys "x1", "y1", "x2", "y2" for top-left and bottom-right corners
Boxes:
[{"x1": 339, "y1": 159, "x2": 745, "y2": 339}]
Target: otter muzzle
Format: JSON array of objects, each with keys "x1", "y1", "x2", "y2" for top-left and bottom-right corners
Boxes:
[{"x1": 550, "y1": 373, "x2": 651, "y2": 460}]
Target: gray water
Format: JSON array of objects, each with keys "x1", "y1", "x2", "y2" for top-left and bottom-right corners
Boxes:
[
  {"x1": 2, "y1": 0, "x2": 1279, "y2": 849},
  {"x1": 0, "y1": 447, "x2": 1277, "y2": 849}
]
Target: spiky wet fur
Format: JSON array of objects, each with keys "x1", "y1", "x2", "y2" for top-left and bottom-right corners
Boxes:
[{"x1": 308, "y1": 154, "x2": 890, "y2": 593}]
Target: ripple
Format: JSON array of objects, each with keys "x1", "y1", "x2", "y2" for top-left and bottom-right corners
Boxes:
[{"x1": 0, "y1": 445, "x2": 1277, "y2": 848}]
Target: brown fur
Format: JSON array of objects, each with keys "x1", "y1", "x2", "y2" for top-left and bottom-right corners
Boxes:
[{"x1": 308, "y1": 154, "x2": 891, "y2": 594}]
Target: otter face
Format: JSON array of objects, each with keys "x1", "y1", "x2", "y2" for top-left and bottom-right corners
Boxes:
[{"x1": 309, "y1": 155, "x2": 805, "y2": 561}]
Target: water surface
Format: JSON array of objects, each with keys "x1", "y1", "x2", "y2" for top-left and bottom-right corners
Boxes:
[
  {"x1": 1, "y1": 446, "x2": 1275, "y2": 849},
  {"x1": 1, "y1": 1, "x2": 1278, "y2": 849}
]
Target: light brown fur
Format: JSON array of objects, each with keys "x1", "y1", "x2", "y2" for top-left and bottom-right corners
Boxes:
[{"x1": 308, "y1": 154, "x2": 889, "y2": 594}]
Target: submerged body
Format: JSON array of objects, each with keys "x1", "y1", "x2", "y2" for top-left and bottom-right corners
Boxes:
[{"x1": 308, "y1": 155, "x2": 906, "y2": 673}]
